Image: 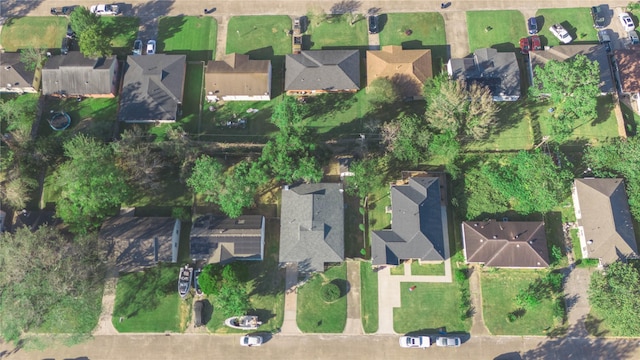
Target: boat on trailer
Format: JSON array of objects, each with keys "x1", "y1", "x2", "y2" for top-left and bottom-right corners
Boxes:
[
  {"x1": 224, "y1": 315, "x2": 262, "y2": 330},
  {"x1": 178, "y1": 265, "x2": 193, "y2": 298}
]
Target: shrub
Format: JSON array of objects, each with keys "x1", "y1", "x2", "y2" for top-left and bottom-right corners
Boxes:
[
  {"x1": 321, "y1": 283, "x2": 341, "y2": 302},
  {"x1": 550, "y1": 245, "x2": 563, "y2": 265},
  {"x1": 506, "y1": 313, "x2": 517, "y2": 323},
  {"x1": 454, "y1": 268, "x2": 468, "y2": 283}
]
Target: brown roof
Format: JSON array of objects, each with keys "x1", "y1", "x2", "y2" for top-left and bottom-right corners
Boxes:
[
  {"x1": 366, "y1": 46, "x2": 432, "y2": 98},
  {"x1": 574, "y1": 178, "x2": 638, "y2": 264},
  {"x1": 614, "y1": 46, "x2": 640, "y2": 93},
  {"x1": 462, "y1": 220, "x2": 550, "y2": 268},
  {"x1": 205, "y1": 53, "x2": 271, "y2": 97}
]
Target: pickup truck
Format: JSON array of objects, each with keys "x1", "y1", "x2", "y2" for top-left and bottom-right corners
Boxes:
[
  {"x1": 90, "y1": 4, "x2": 120, "y2": 16},
  {"x1": 549, "y1": 24, "x2": 572, "y2": 44},
  {"x1": 292, "y1": 18, "x2": 302, "y2": 54}
]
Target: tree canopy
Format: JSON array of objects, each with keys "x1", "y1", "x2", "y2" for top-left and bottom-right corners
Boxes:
[
  {"x1": 198, "y1": 264, "x2": 250, "y2": 317},
  {"x1": 381, "y1": 114, "x2": 430, "y2": 164},
  {"x1": 54, "y1": 134, "x2": 130, "y2": 233},
  {"x1": 70, "y1": 7, "x2": 112, "y2": 57},
  {"x1": 187, "y1": 154, "x2": 225, "y2": 203},
  {"x1": 344, "y1": 157, "x2": 384, "y2": 202},
  {"x1": 589, "y1": 261, "x2": 640, "y2": 336}
]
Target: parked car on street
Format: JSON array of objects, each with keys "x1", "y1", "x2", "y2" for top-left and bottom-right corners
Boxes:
[
  {"x1": 146, "y1": 40, "x2": 156, "y2": 55},
  {"x1": 51, "y1": 6, "x2": 75, "y2": 16},
  {"x1": 528, "y1": 17, "x2": 538, "y2": 34},
  {"x1": 591, "y1": 6, "x2": 606, "y2": 29},
  {"x1": 90, "y1": 4, "x2": 120, "y2": 15},
  {"x1": 239, "y1": 335, "x2": 263, "y2": 347},
  {"x1": 619, "y1": 12, "x2": 635, "y2": 31},
  {"x1": 435, "y1": 336, "x2": 461, "y2": 347},
  {"x1": 549, "y1": 24, "x2": 573, "y2": 44},
  {"x1": 399, "y1": 336, "x2": 431, "y2": 348},
  {"x1": 368, "y1": 15, "x2": 379, "y2": 34},
  {"x1": 133, "y1": 39, "x2": 142, "y2": 55}
]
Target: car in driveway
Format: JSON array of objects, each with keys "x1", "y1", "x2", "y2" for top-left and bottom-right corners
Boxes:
[
  {"x1": 519, "y1": 37, "x2": 531, "y2": 54},
  {"x1": 530, "y1": 35, "x2": 541, "y2": 50},
  {"x1": 528, "y1": 17, "x2": 538, "y2": 35},
  {"x1": 368, "y1": 15, "x2": 379, "y2": 34},
  {"x1": 399, "y1": 336, "x2": 431, "y2": 348},
  {"x1": 146, "y1": 40, "x2": 156, "y2": 55},
  {"x1": 240, "y1": 335, "x2": 263, "y2": 347},
  {"x1": 549, "y1": 24, "x2": 573, "y2": 44},
  {"x1": 61, "y1": 37, "x2": 71, "y2": 55},
  {"x1": 435, "y1": 336, "x2": 461, "y2": 347},
  {"x1": 51, "y1": 6, "x2": 75, "y2": 16},
  {"x1": 619, "y1": 12, "x2": 635, "y2": 31},
  {"x1": 90, "y1": 4, "x2": 120, "y2": 15},
  {"x1": 66, "y1": 23, "x2": 76, "y2": 39},
  {"x1": 629, "y1": 30, "x2": 639, "y2": 44},
  {"x1": 133, "y1": 39, "x2": 142, "y2": 55},
  {"x1": 591, "y1": 6, "x2": 605, "y2": 29}
]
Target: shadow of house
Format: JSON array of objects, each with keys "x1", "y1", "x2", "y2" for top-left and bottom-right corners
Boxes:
[
  {"x1": 285, "y1": 50, "x2": 360, "y2": 96},
  {"x1": 190, "y1": 214, "x2": 265, "y2": 264},
  {"x1": 279, "y1": 183, "x2": 344, "y2": 275},
  {"x1": 41, "y1": 52, "x2": 119, "y2": 97},
  {"x1": 100, "y1": 215, "x2": 181, "y2": 272},
  {"x1": 204, "y1": 53, "x2": 272, "y2": 102},
  {"x1": 462, "y1": 220, "x2": 550, "y2": 268},
  {"x1": 572, "y1": 178, "x2": 638, "y2": 266},
  {"x1": 0, "y1": 52, "x2": 37, "y2": 94},
  {"x1": 371, "y1": 175, "x2": 446, "y2": 266},
  {"x1": 366, "y1": 45, "x2": 433, "y2": 101},
  {"x1": 447, "y1": 48, "x2": 521, "y2": 102},
  {"x1": 118, "y1": 54, "x2": 186, "y2": 123},
  {"x1": 528, "y1": 44, "x2": 614, "y2": 95}
]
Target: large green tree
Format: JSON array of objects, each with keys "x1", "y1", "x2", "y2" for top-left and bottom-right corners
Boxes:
[
  {"x1": 70, "y1": 7, "x2": 112, "y2": 57},
  {"x1": 186, "y1": 154, "x2": 225, "y2": 203},
  {"x1": 381, "y1": 114, "x2": 430, "y2": 164},
  {"x1": 54, "y1": 135, "x2": 130, "y2": 233},
  {"x1": 589, "y1": 261, "x2": 640, "y2": 336},
  {"x1": 344, "y1": 157, "x2": 384, "y2": 202},
  {"x1": 198, "y1": 264, "x2": 250, "y2": 317}
]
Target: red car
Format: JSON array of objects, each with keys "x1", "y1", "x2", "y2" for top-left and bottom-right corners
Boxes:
[
  {"x1": 519, "y1": 37, "x2": 531, "y2": 54},
  {"x1": 530, "y1": 35, "x2": 542, "y2": 50}
]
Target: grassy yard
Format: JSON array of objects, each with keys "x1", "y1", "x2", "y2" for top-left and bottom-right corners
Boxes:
[
  {"x1": 344, "y1": 194, "x2": 366, "y2": 258},
  {"x1": 360, "y1": 261, "x2": 379, "y2": 333},
  {"x1": 199, "y1": 99, "x2": 277, "y2": 142},
  {"x1": 464, "y1": 101, "x2": 534, "y2": 151},
  {"x1": 378, "y1": 12, "x2": 447, "y2": 71},
  {"x1": 536, "y1": 8, "x2": 598, "y2": 46},
  {"x1": 411, "y1": 261, "x2": 445, "y2": 276},
  {"x1": 481, "y1": 269, "x2": 563, "y2": 335},
  {"x1": 39, "y1": 97, "x2": 118, "y2": 141},
  {"x1": 620, "y1": 102, "x2": 640, "y2": 137},
  {"x1": 297, "y1": 264, "x2": 347, "y2": 333},
  {"x1": 158, "y1": 16, "x2": 217, "y2": 61},
  {"x1": 390, "y1": 265, "x2": 405, "y2": 275},
  {"x1": 113, "y1": 264, "x2": 189, "y2": 332},
  {"x1": 368, "y1": 180, "x2": 391, "y2": 232},
  {"x1": 466, "y1": 11, "x2": 526, "y2": 52},
  {"x1": 0, "y1": 17, "x2": 68, "y2": 52},
  {"x1": 306, "y1": 14, "x2": 368, "y2": 49},
  {"x1": 394, "y1": 282, "x2": 471, "y2": 333},
  {"x1": 101, "y1": 17, "x2": 139, "y2": 56}
]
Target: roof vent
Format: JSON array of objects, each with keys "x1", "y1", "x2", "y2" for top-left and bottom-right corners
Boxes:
[
  {"x1": 587, "y1": 240, "x2": 593, "y2": 245},
  {"x1": 474, "y1": 223, "x2": 478, "y2": 227},
  {"x1": 492, "y1": 235, "x2": 497, "y2": 239},
  {"x1": 528, "y1": 240, "x2": 533, "y2": 244},
  {"x1": 516, "y1": 244, "x2": 520, "y2": 247},
  {"x1": 284, "y1": 185, "x2": 290, "y2": 191},
  {"x1": 4, "y1": 66, "x2": 10, "y2": 70}
]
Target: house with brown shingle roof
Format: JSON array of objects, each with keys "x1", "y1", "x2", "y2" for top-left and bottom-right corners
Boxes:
[
  {"x1": 613, "y1": 45, "x2": 640, "y2": 99},
  {"x1": 461, "y1": 220, "x2": 550, "y2": 268},
  {"x1": 572, "y1": 178, "x2": 638, "y2": 266},
  {"x1": 366, "y1": 46, "x2": 433, "y2": 100},
  {"x1": 205, "y1": 53, "x2": 272, "y2": 102}
]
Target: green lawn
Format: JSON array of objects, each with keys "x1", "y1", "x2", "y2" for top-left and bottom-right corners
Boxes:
[
  {"x1": 344, "y1": 194, "x2": 366, "y2": 258},
  {"x1": 378, "y1": 12, "x2": 447, "y2": 71},
  {"x1": 466, "y1": 11, "x2": 526, "y2": 52},
  {"x1": 199, "y1": 99, "x2": 277, "y2": 142},
  {"x1": 306, "y1": 14, "x2": 368, "y2": 49},
  {"x1": 0, "y1": 17, "x2": 68, "y2": 52},
  {"x1": 368, "y1": 181, "x2": 391, "y2": 232},
  {"x1": 158, "y1": 16, "x2": 217, "y2": 61},
  {"x1": 390, "y1": 265, "x2": 405, "y2": 276},
  {"x1": 100, "y1": 17, "x2": 140, "y2": 57},
  {"x1": 297, "y1": 264, "x2": 347, "y2": 333},
  {"x1": 465, "y1": 101, "x2": 534, "y2": 151},
  {"x1": 620, "y1": 102, "x2": 640, "y2": 137},
  {"x1": 394, "y1": 282, "x2": 471, "y2": 333},
  {"x1": 113, "y1": 264, "x2": 188, "y2": 332},
  {"x1": 360, "y1": 261, "x2": 379, "y2": 333},
  {"x1": 536, "y1": 8, "x2": 598, "y2": 46},
  {"x1": 410, "y1": 261, "x2": 445, "y2": 276},
  {"x1": 39, "y1": 97, "x2": 118, "y2": 141},
  {"x1": 482, "y1": 269, "x2": 563, "y2": 335}
]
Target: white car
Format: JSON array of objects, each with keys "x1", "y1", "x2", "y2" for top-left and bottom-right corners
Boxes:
[
  {"x1": 399, "y1": 336, "x2": 431, "y2": 348},
  {"x1": 240, "y1": 335, "x2": 263, "y2": 347},
  {"x1": 619, "y1": 12, "x2": 635, "y2": 31},
  {"x1": 549, "y1": 24, "x2": 573, "y2": 44},
  {"x1": 435, "y1": 336, "x2": 461, "y2": 347},
  {"x1": 90, "y1": 4, "x2": 120, "y2": 15},
  {"x1": 146, "y1": 40, "x2": 156, "y2": 55}
]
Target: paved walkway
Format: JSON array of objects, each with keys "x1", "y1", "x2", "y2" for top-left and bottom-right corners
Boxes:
[
  {"x1": 92, "y1": 264, "x2": 119, "y2": 335},
  {"x1": 344, "y1": 260, "x2": 364, "y2": 335},
  {"x1": 214, "y1": 15, "x2": 229, "y2": 60},
  {"x1": 281, "y1": 262, "x2": 302, "y2": 334},
  {"x1": 468, "y1": 265, "x2": 491, "y2": 336},
  {"x1": 564, "y1": 266, "x2": 594, "y2": 338}
]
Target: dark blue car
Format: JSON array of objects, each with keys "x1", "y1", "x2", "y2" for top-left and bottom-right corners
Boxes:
[{"x1": 528, "y1": 17, "x2": 538, "y2": 35}]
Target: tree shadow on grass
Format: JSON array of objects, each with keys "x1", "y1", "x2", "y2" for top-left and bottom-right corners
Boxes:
[{"x1": 113, "y1": 264, "x2": 178, "y2": 318}]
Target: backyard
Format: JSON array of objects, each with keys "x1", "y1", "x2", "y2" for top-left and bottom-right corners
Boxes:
[
  {"x1": 158, "y1": 16, "x2": 217, "y2": 61},
  {"x1": 466, "y1": 10, "x2": 526, "y2": 52},
  {"x1": 464, "y1": 101, "x2": 534, "y2": 151},
  {"x1": 296, "y1": 263, "x2": 348, "y2": 333},
  {"x1": 0, "y1": 16, "x2": 67, "y2": 52},
  {"x1": 360, "y1": 262, "x2": 379, "y2": 333},
  {"x1": 536, "y1": 8, "x2": 598, "y2": 46}
]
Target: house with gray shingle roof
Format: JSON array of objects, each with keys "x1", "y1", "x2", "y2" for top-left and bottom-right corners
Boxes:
[
  {"x1": 279, "y1": 183, "x2": 344, "y2": 273},
  {"x1": 462, "y1": 220, "x2": 550, "y2": 268},
  {"x1": 41, "y1": 51, "x2": 118, "y2": 97},
  {"x1": 119, "y1": 54, "x2": 186, "y2": 123},
  {"x1": 190, "y1": 214, "x2": 265, "y2": 264},
  {"x1": 447, "y1": 48, "x2": 521, "y2": 101},
  {"x1": 572, "y1": 178, "x2": 638, "y2": 266},
  {"x1": 285, "y1": 50, "x2": 360, "y2": 95},
  {"x1": 371, "y1": 176, "x2": 446, "y2": 266},
  {"x1": 0, "y1": 52, "x2": 37, "y2": 94}
]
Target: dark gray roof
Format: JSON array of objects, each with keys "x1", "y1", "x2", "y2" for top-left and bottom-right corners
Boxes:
[
  {"x1": 100, "y1": 216, "x2": 180, "y2": 271},
  {"x1": 462, "y1": 220, "x2": 550, "y2": 268},
  {"x1": 280, "y1": 183, "x2": 344, "y2": 273},
  {"x1": 190, "y1": 214, "x2": 265, "y2": 263},
  {"x1": 371, "y1": 177, "x2": 445, "y2": 265},
  {"x1": 447, "y1": 48, "x2": 521, "y2": 100},
  {"x1": 41, "y1": 52, "x2": 116, "y2": 95},
  {"x1": 0, "y1": 52, "x2": 35, "y2": 91},
  {"x1": 574, "y1": 178, "x2": 638, "y2": 264},
  {"x1": 119, "y1": 54, "x2": 186, "y2": 122},
  {"x1": 528, "y1": 44, "x2": 613, "y2": 94},
  {"x1": 285, "y1": 50, "x2": 360, "y2": 91}
]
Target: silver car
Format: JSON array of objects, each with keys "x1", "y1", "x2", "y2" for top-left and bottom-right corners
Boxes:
[
  {"x1": 399, "y1": 336, "x2": 431, "y2": 348},
  {"x1": 240, "y1": 335, "x2": 263, "y2": 347},
  {"x1": 435, "y1": 336, "x2": 461, "y2": 347}
]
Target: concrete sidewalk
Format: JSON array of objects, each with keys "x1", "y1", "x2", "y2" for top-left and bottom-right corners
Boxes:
[
  {"x1": 468, "y1": 266, "x2": 491, "y2": 336},
  {"x1": 281, "y1": 262, "x2": 302, "y2": 334}
]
